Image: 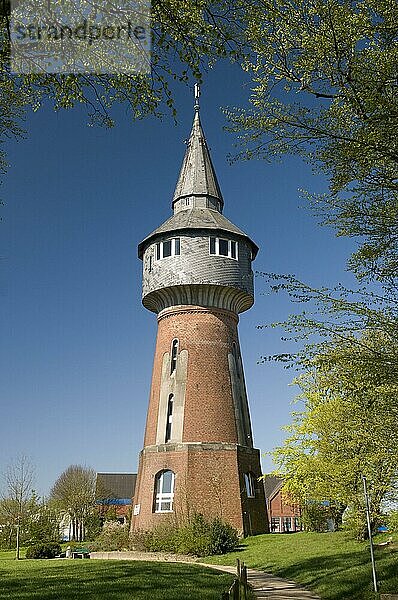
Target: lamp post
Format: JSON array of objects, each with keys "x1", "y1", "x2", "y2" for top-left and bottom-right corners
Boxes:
[{"x1": 362, "y1": 476, "x2": 378, "y2": 593}]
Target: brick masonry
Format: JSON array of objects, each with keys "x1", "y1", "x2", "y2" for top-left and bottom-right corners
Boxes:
[
  {"x1": 131, "y1": 306, "x2": 268, "y2": 535},
  {"x1": 132, "y1": 108, "x2": 267, "y2": 538},
  {"x1": 132, "y1": 443, "x2": 268, "y2": 535}
]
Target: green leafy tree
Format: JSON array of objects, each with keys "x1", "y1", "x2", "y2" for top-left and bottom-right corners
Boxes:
[
  {"x1": 50, "y1": 464, "x2": 96, "y2": 542},
  {"x1": 257, "y1": 273, "x2": 398, "y2": 373},
  {"x1": 26, "y1": 495, "x2": 60, "y2": 545},
  {"x1": 273, "y1": 331, "x2": 398, "y2": 540},
  {"x1": 228, "y1": 0, "x2": 398, "y2": 287},
  {"x1": 0, "y1": 0, "x2": 246, "y2": 176}
]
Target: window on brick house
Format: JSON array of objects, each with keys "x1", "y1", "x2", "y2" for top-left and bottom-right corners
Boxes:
[
  {"x1": 170, "y1": 339, "x2": 179, "y2": 374},
  {"x1": 165, "y1": 394, "x2": 174, "y2": 442},
  {"x1": 154, "y1": 470, "x2": 175, "y2": 513},
  {"x1": 156, "y1": 238, "x2": 180, "y2": 260},
  {"x1": 209, "y1": 237, "x2": 238, "y2": 259},
  {"x1": 271, "y1": 517, "x2": 281, "y2": 532},
  {"x1": 283, "y1": 517, "x2": 292, "y2": 532},
  {"x1": 244, "y1": 473, "x2": 256, "y2": 498}
]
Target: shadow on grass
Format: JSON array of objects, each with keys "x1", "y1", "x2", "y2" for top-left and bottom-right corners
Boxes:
[
  {"x1": 0, "y1": 560, "x2": 234, "y2": 600},
  {"x1": 265, "y1": 548, "x2": 398, "y2": 600}
]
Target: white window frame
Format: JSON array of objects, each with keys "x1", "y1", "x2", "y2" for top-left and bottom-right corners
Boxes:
[
  {"x1": 154, "y1": 470, "x2": 175, "y2": 513},
  {"x1": 165, "y1": 394, "x2": 174, "y2": 443},
  {"x1": 283, "y1": 516, "x2": 292, "y2": 532},
  {"x1": 209, "y1": 237, "x2": 238, "y2": 260},
  {"x1": 155, "y1": 238, "x2": 180, "y2": 260},
  {"x1": 271, "y1": 517, "x2": 281, "y2": 533},
  {"x1": 170, "y1": 338, "x2": 179, "y2": 375},
  {"x1": 244, "y1": 473, "x2": 256, "y2": 498}
]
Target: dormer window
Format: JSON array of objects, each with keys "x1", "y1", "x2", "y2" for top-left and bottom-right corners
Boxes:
[
  {"x1": 156, "y1": 238, "x2": 180, "y2": 260},
  {"x1": 209, "y1": 237, "x2": 238, "y2": 260}
]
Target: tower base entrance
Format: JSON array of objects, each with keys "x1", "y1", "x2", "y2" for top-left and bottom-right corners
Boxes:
[{"x1": 131, "y1": 442, "x2": 269, "y2": 536}]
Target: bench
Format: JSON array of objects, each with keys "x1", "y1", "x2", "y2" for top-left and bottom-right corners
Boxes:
[{"x1": 72, "y1": 548, "x2": 90, "y2": 559}]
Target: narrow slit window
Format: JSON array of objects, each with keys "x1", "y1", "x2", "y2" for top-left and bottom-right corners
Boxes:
[
  {"x1": 232, "y1": 343, "x2": 241, "y2": 379},
  {"x1": 165, "y1": 394, "x2": 174, "y2": 442},
  {"x1": 170, "y1": 339, "x2": 179, "y2": 374}
]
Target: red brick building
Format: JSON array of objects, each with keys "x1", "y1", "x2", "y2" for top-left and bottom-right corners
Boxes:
[
  {"x1": 130, "y1": 92, "x2": 268, "y2": 537},
  {"x1": 264, "y1": 476, "x2": 302, "y2": 533},
  {"x1": 96, "y1": 473, "x2": 137, "y2": 525}
]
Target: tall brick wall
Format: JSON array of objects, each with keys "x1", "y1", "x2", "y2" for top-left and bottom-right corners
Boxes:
[
  {"x1": 131, "y1": 444, "x2": 268, "y2": 535},
  {"x1": 131, "y1": 305, "x2": 269, "y2": 536},
  {"x1": 144, "y1": 305, "x2": 240, "y2": 446}
]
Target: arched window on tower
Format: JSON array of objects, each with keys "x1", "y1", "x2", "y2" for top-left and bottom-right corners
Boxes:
[
  {"x1": 154, "y1": 470, "x2": 175, "y2": 513},
  {"x1": 165, "y1": 394, "x2": 174, "y2": 442},
  {"x1": 170, "y1": 339, "x2": 179, "y2": 374},
  {"x1": 244, "y1": 473, "x2": 256, "y2": 499}
]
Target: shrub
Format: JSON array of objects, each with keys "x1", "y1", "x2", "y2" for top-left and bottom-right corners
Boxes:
[
  {"x1": 90, "y1": 521, "x2": 130, "y2": 551},
  {"x1": 387, "y1": 510, "x2": 398, "y2": 533},
  {"x1": 209, "y1": 518, "x2": 239, "y2": 554},
  {"x1": 131, "y1": 514, "x2": 239, "y2": 557},
  {"x1": 26, "y1": 542, "x2": 62, "y2": 559},
  {"x1": 177, "y1": 514, "x2": 212, "y2": 556},
  {"x1": 141, "y1": 522, "x2": 178, "y2": 553},
  {"x1": 301, "y1": 503, "x2": 330, "y2": 533}
]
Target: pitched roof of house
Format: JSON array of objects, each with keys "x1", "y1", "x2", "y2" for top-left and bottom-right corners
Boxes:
[
  {"x1": 263, "y1": 475, "x2": 283, "y2": 500},
  {"x1": 95, "y1": 473, "x2": 137, "y2": 501}
]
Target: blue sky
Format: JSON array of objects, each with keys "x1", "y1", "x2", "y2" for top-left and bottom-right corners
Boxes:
[{"x1": 0, "y1": 61, "x2": 358, "y2": 496}]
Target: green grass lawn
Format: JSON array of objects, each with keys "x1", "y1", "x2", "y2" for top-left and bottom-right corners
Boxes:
[
  {"x1": 203, "y1": 531, "x2": 398, "y2": 600},
  {"x1": 0, "y1": 551, "x2": 233, "y2": 600}
]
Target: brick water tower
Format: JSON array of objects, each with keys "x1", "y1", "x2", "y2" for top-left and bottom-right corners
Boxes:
[{"x1": 131, "y1": 90, "x2": 268, "y2": 536}]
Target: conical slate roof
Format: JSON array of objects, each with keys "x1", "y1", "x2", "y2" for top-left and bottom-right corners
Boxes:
[
  {"x1": 172, "y1": 109, "x2": 223, "y2": 209},
  {"x1": 138, "y1": 105, "x2": 258, "y2": 259}
]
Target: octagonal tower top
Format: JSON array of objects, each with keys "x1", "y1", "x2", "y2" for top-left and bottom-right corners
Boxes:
[{"x1": 138, "y1": 89, "x2": 259, "y2": 314}]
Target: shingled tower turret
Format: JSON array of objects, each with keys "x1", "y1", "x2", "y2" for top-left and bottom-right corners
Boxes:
[{"x1": 131, "y1": 92, "x2": 268, "y2": 536}]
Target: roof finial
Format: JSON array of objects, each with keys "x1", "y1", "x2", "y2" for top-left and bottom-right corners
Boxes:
[{"x1": 194, "y1": 83, "x2": 201, "y2": 112}]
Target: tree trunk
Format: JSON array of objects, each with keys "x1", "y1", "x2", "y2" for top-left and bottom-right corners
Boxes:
[{"x1": 15, "y1": 522, "x2": 20, "y2": 560}]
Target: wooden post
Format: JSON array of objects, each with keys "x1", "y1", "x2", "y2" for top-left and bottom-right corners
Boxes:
[
  {"x1": 233, "y1": 579, "x2": 239, "y2": 600},
  {"x1": 243, "y1": 565, "x2": 248, "y2": 600}
]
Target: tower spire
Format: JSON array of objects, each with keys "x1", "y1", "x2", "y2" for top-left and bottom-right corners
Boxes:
[{"x1": 172, "y1": 86, "x2": 224, "y2": 213}]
